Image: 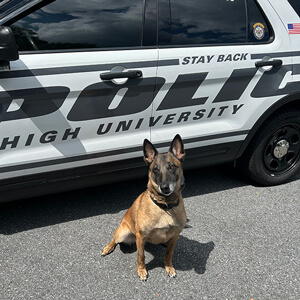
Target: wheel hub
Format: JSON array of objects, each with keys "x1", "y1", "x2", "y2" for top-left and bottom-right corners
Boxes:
[
  {"x1": 263, "y1": 124, "x2": 300, "y2": 174},
  {"x1": 273, "y1": 139, "x2": 289, "y2": 158}
]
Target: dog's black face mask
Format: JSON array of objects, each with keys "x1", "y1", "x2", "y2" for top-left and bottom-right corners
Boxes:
[
  {"x1": 143, "y1": 135, "x2": 185, "y2": 197},
  {"x1": 151, "y1": 154, "x2": 180, "y2": 196}
]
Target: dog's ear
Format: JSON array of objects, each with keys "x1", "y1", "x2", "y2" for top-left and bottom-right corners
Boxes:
[
  {"x1": 143, "y1": 139, "x2": 158, "y2": 165},
  {"x1": 169, "y1": 134, "x2": 185, "y2": 162}
]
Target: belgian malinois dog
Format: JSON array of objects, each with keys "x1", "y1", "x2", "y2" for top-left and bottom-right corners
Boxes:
[{"x1": 102, "y1": 134, "x2": 187, "y2": 281}]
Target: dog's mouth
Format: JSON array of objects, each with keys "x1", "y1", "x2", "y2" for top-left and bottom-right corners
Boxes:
[{"x1": 158, "y1": 184, "x2": 175, "y2": 197}]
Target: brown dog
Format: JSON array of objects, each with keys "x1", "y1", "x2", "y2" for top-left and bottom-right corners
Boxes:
[{"x1": 102, "y1": 134, "x2": 187, "y2": 281}]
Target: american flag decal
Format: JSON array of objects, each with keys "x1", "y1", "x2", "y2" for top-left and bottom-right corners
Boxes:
[{"x1": 288, "y1": 23, "x2": 300, "y2": 34}]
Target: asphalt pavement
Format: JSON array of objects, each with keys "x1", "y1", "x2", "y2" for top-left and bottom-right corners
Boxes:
[{"x1": 0, "y1": 165, "x2": 299, "y2": 300}]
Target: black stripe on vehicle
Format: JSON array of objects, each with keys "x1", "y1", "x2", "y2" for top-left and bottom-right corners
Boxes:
[
  {"x1": 158, "y1": 59, "x2": 180, "y2": 67},
  {"x1": 0, "y1": 130, "x2": 249, "y2": 173},
  {"x1": 0, "y1": 59, "x2": 179, "y2": 79},
  {"x1": 251, "y1": 51, "x2": 300, "y2": 60},
  {"x1": 154, "y1": 130, "x2": 250, "y2": 149}
]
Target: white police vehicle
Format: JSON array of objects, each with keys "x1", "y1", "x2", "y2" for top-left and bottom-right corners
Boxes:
[{"x1": 0, "y1": 0, "x2": 299, "y2": 201}]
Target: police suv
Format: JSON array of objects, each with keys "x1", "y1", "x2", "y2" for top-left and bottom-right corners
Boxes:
[{"x1": 0, "y1": 0, "x2": 299, "y2": 201}]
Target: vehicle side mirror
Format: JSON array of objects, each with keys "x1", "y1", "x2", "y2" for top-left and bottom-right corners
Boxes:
[{"x1": 0, "y1": 26, "x2": 19, "y2": 70}]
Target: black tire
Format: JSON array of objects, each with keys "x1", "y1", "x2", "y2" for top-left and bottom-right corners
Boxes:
[{"x1": 241, "y1": 108, "x2": 300, "y2": 186}]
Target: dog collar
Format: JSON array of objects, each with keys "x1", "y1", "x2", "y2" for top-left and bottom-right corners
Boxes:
[{"x1": 150, "y1": 194, "x2": 180, "y2": 210}]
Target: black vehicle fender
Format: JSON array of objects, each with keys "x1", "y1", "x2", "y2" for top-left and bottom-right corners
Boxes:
[{"x1": 236, "y1": 92, "x2": 300, "y2": 159}]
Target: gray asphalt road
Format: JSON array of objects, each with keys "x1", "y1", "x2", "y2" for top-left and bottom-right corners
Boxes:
[{"x1": 0, "y1": 165, "x2": 299, "y2": 300}]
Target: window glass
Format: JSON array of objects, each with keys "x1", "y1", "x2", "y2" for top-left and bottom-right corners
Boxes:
[
  {"x1": 158, "y1": 0, "x2": 171, "y2": 45},
  {"x1": 288, "y1": 0, "x2": 300, "y2": 17},
  {"x1": 143, "y1": 0, "x2": 157, "y2": 46},
  {"x1": 247, "y1": 0, "x2": 270, "y2": 43},
  {"x1": 10, "y1": 0, "x2": 143, "y2": 51},
  {"x1": 168, "y1": 0, "x2": 247, "y2": 46}
]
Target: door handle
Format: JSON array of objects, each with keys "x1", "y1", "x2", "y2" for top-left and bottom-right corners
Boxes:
[
  {"x1": 100, "y1": 70, "x2": 143, "y2": 81},
  {"x1": 255, "y1": 59, "x2": 283, "y2": 68}
]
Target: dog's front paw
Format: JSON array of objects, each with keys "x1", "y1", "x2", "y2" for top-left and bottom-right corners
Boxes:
[
  {"x1": 165, "y1": 266, "x2": 176, "y2": 278},
  {"x1": 137, "y1": 267, "x2": 148, "y2": 281}
]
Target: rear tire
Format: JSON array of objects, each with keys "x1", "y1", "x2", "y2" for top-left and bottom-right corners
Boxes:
[{"x1": 241, "y1": 108, "x2": 300, "y2": 185}]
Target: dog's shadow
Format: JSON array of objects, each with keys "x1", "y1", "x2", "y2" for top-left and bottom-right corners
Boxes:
[{"x1": 120, "y1": 235, "x2": 215, "y2": 275}]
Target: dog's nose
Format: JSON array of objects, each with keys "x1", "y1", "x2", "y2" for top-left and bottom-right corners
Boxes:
[{"x1": 160, "y1": 183, "x2": 171, "y2": 195}]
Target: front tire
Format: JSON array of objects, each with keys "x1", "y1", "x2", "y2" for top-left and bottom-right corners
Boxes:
[{"x1": 241, "y1": 108, "x2": 300, "y2": 185}]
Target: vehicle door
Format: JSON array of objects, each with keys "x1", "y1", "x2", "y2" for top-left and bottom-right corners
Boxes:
[
  {"x1": 0, "y1": 0, "x2": 158, "y2": 180},
  {"x1": 151, "y1": 0, "x2": 292, "y2": 163}
]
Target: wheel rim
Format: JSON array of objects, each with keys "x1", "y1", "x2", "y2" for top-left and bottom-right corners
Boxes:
[{"x1": 263, "y1": 124, "x2": 300, "y2": 175}]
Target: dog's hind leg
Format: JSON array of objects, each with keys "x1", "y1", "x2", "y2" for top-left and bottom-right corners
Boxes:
[{"x1": 102, "y1": 221, "x2": 134, "y2": 256}]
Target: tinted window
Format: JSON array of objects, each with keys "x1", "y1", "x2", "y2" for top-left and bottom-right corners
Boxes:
[
  {"x1": 247, "y1": 0, "x2": 271, "y2": 43},
  {"x1": 10, "y1": 0, "x2": 143, "y2": 51},
  {"x1": 288, "y1": 0, "x2": 300, "y2": 17},
  {"x1": 143, "y1": 0, "x2": 157, "y2": 46},
  {"x1": 167, "y1": 0, "x2": 247, "y2": 46}
]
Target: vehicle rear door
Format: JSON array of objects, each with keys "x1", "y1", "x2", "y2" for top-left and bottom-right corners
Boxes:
[{"x1": 151, "y1": 0, "x2": 292, "y2": 164}]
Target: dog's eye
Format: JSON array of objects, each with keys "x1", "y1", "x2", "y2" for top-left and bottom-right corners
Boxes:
[
  {"x1": 153, "y1": 166, "x2": 159, "y2": 173},
  {"x1": 168, "y1": 163, "x2": 176, "y2": 170}
]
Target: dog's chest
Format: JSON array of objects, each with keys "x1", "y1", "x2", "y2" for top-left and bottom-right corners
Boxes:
[
  {"x1": 154, "y1": 211, "x2": 181, "y2": 229},
  {"x1": 145, "y1": 209, "x2": 185, "y2": 244}
]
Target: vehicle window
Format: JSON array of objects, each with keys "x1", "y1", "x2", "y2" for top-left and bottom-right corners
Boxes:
[
  {"x1": 288, "y1": 0, "x2": 300, "y2": 17},
  {"x1": 143, "y1": 0, "x2": 157, "y2": 46},
  {"x1": 247, "y1": 0, "x2": 271, "y2": 43},
  {"x1": 167, "y1": 0, "x2": 247, "y2": 46},
  {"x1": 10, "y1": 0, "x2": 143, "y2": 51}
]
